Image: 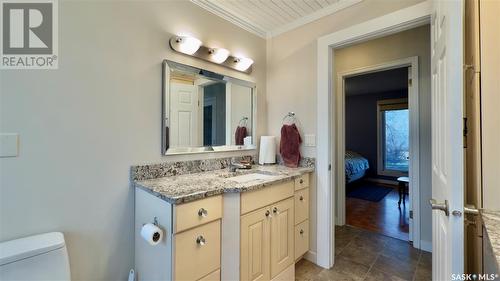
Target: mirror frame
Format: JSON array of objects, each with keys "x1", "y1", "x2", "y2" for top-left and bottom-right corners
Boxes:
[{"x1": 162, "y1": 59, "x2": 257, "y2": 155}]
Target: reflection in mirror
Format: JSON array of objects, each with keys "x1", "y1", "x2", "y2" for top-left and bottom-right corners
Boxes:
[{"x1": 162, "y1": 60, "x2": 256, "y2": 155}]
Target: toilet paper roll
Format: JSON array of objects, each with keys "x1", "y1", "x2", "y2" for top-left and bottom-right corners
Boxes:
[
  {"x1": 141, "y1": 223, "x2": 163, "y2": 246},
  {"x1": 259, "y1": 136, "x2": 276, "y2": 165}
]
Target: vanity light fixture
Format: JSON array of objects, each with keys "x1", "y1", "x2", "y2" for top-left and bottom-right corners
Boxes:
[
  {"x1": 208, "y1": 48, "x2": 230, "y2": 64},
  {"x1": 232, "y1": 57, "x2": 254, "y2": 72},
  {"x1": 170, "y1": 36, "x2": 202, "y2": 55},
  {"x1": 169, "y1": 35, "x2": 253, "y2": 73}
]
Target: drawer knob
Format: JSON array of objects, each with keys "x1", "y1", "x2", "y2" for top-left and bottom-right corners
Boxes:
[
  {"x1": 196, "y1": 235, "x2": 206, "y2": 246},
  {"x1": 300, "y1": 229, "x2": 304, "y2": 235},
  {"x1": 299, "y1": 179, "x2": 304, "y2": 184},
  {"x1": 272, "y1": 207, "x2": 279, "y2": 214},
  {"x1": 198, "y1": 208, "x2": 208, "y2": 217},
  {"x1": 265, "y1": 210, "x2": 270, "y2": 217},
  {"x1": 299, "y1": 196, "x2": 304, "y2": 201}
]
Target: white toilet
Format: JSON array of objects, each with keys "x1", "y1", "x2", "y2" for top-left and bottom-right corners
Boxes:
[{"x1": 0, "y1": 232, "x2": 71, "y2": 280}]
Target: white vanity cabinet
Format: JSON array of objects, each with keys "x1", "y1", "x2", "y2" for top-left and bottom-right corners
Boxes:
[
  {"x1": 293, "y1": 174, "x2": 310, "y2": 260},
  {"x1": 239, "y1": 181, "x2": 295, "y2": 281},
  {"x1": 135, "y1": 189, "x2": 222, "y2": 281},
  {"x1": 135, "y1": 172, "x2": 311, "y2": 281},
  {"x1": 238, "y1": 173, "x2": 311, "y2": 281}
]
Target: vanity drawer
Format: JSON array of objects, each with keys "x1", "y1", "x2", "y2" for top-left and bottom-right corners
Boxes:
[
  {"x1": 174, "y1": 195, "x2": 222, "y2": 233},
  {"x1": 294, "y1": 188, "x2": 309, "y2": 224},
  {"x1": 240, "y1": 181, "x2": 294, "y2": 215},
  {"x1": 294, "y1": 174, "x2": 309, "y2": 191},
  {"x1": 294, "y1": 220, "x2": 309, "y2": 260},
  {"x1": 174, "y1": 220, "x2": 221, "y2": 281},
  {"x1": 198, "y1": 269, "x2": 220, "y2": 281}
]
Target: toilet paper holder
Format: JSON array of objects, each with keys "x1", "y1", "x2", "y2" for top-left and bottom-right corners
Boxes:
[{"x1": 143, "y1": 216, "x2": 159, "y2": 227}]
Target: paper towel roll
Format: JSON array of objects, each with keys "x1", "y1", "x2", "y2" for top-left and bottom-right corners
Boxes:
[
  {"x1": 141, "y1": 223, "x2": 163, "y2": 246},
  {"x1": 259, "y1": 136, "x2": 276, "y2": 165},
  {"x1": 243, "y1": 136, "x2": 252, "y2": 146}
]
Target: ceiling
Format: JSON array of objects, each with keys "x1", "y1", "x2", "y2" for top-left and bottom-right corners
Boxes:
[
  {"x1": 345, "y1": 67, "x2": 408, "y2": 96},
  {"x1": 191, "y1": 0, "x2": 362, "y2": 38}
]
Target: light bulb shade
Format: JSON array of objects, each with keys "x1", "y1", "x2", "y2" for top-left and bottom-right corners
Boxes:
[
  {"x1": 209, "y1": 48, "x2": 230, "y2": 64},
  {"x1": 233, "y1": 57, "x2": 254, "y2": 71},
  {"x1": 171, "y1": 36, "x2": 201, "y2": 55}
]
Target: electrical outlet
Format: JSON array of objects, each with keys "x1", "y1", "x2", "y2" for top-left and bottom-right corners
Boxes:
[
  {"x1": 0, "y1": 133, "x2": 19, "y2": 157},
  {"x1": 304, "y1": 134, "x2": 316, "y2": 147}
]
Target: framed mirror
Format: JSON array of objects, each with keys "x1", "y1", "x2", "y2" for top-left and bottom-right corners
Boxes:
[{"x1": 162, "y1": 60, "x2": 257, "y2": 155}]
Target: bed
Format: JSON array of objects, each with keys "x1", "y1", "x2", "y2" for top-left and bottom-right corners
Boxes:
[{"x1": 345, "y1": 150, "x2": 370, "y2": 183}]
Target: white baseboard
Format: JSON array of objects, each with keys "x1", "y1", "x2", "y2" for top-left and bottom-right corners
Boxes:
[
  {"x1": 304, "y1": 250, "x2": 317, "y2": 264},
  {"x1": 364, "y1": 177, "x2": 398, "y2": 186},
  {"x1": 420, "y1": 240, "x2": 432, "y2": 252}
]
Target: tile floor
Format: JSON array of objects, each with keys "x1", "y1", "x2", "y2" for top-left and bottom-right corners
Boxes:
[{"x1": 295, "y1": 225, "x2": 432, "y2": 281}]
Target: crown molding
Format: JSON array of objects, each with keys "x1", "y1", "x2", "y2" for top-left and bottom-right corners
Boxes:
[
  {"x1": 268, "y1": 0, "x2": 364, "y2": 38},
  {"x1": 191, "y1": 0, "x2": 268, "y2": 38},
  {"x1": 191, "y1": 0, "x2": 364, "y2": 39}
]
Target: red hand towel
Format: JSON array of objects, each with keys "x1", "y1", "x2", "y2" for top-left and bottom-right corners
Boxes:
[
  {"x1": 280, "y1": 124, "x2": 302, "y2": 168},
  {"x1": 235, "y1": 126, "x2": 247, "y2": 145}
]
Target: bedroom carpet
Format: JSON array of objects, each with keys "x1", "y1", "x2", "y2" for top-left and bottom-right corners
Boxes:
[{"x1": 346, "y1": 183, "x2": 393, "y2": 202}]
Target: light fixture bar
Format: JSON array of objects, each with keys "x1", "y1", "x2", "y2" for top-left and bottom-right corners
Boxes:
[{"x1": 169, "y1": 36, "x2": 253, "y2": 73}]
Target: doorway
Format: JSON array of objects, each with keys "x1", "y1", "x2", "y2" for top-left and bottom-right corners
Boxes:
[{"x1": 343, "y1": 67, "x2": 412, "y2": 241}]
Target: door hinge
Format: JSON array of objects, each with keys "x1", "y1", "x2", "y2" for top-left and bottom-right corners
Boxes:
[
  {"x1": 328, "y1": 164, "x2": 332, "y2": 171},
  {"x1": 408, "y1": 79, "x2": 412, "y2": 86},
  {"x1": 463, "y1": 117, "x2": 468, "y2": 148},
  {"x1": 409, "y1": 210, "x2": 413, "y2": 219}
]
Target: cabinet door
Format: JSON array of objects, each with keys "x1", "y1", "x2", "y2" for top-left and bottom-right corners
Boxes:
[
  {"x1": 241, "y1": 206, "x2": 271, "y2": 281},
  {"x1": 270, "y1": 198, "x2": 294, "y2": 278}
]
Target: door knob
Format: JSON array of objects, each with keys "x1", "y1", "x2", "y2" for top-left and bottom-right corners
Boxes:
[
  {"x1": 464, "y1": 204, "x2": 480, "y2": 215},
  {"x1": 429, "y1": 199, "x2": 449, "y2": 216}
]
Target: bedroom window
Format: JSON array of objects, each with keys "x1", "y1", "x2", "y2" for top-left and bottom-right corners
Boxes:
[{"x1": 377, "y1": 99, "x2": 409, "y2": 177}]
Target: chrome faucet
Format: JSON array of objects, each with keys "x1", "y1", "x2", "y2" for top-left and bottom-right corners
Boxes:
[
  {"x1": 229, "y1": 157, "x2": 252, "y2": 172},
  {"x1": 229, "y1": 162, "x2": 246, "y2": 172}
]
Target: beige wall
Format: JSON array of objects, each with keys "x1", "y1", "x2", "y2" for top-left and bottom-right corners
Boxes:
[
  {"x1": 480, "y1": 0, "x2": 500, "y2": 210},
  {"x1": 266, "y1": 0, "x2": 427, "y2": 256},
  {"x1": 334, "y1": 25, "x2": 432, "y2": 246},
  {"x1": 0, "y1": 1, "x2": 266, "y2": 280}
]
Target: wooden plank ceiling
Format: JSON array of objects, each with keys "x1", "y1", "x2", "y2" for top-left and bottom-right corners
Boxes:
[{"x1": 191, "y1": 0, "x2": 362, "y2": 38}]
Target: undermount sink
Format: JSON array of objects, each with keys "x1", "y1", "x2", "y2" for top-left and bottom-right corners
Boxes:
[{"x1": 228, "y1": 172, "x2": 279, "y2": 184}]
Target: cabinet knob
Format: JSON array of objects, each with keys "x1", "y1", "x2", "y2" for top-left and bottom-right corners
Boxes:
[
  {"x1": 198, "y1": 208, "x2": 208, "y2": 217},
  {"x1": 196, "y1": 235, "x2": 206, "y2": 246},
  {"x1": 272, "y1": 207, "x2": 278, "y2": 214},
  {"x1": 299, "y1": 196, "x2": 304, "y2": 201},
  {"x1": 265, "y1": 210, "x2": 270, "y2": 217},
  {"x1": 300, "y1": 229, "x2": 304, "y2": 235},
  {"x1": 299, "y1": 179, "x2": 304, "y2": 184}
]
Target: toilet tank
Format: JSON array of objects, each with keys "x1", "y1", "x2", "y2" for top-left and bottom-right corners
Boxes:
[{"x1": 0, "y1": 232, "x2": 71, "y2": 281}]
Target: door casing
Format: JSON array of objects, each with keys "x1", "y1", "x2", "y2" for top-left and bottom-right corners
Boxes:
[
  {"x1": 316, "y1": 1, "x2": 432, "y2": 268},
  {"x1": 335, "y1": 57, "x2": 420, "y2": 248}
]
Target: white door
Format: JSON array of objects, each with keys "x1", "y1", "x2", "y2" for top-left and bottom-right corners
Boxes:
[
  {"x1": 430, "y1": 0, "x2": 464, "y2": 280},
  {"x1": 170, "y1": 82, "x2": 199, "y2": 147}
]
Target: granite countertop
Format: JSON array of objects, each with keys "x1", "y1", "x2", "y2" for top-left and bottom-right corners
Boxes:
[
  {"x1": 135, "y1": 165, "x2": 314, "y2": 204},
  {"x1": 482, "y1": 210, "x2": 500, "y2": 270}
]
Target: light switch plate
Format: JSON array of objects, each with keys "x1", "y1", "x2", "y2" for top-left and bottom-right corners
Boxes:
[
  {"x1": 304, "y1": 134, "x2": 316, "y2": 147},
  {"x1": 0, "y1": 133, "x2": 19, "y2": 157}
]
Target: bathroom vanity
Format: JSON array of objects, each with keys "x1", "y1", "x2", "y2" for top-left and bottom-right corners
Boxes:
[{"x1": 134, "y1": 164, "x2": 313, "y2": 281}]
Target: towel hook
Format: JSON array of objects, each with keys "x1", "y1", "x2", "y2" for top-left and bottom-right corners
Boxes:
[
  {"x1": 282, "y1": 112, "x2": 297, "y2": 124},
  {"x1": 239, "y1": 117, "x2": 248, "y2": 126}
]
